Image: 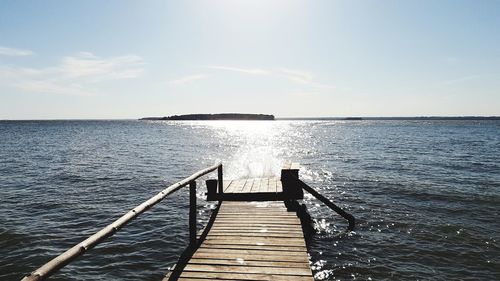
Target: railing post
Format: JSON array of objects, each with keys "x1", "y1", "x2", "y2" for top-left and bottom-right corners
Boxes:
[
  {"x1": 217, "y1": 164, "x2": 223, "y2": 195},
  {"x1": 189, "y1": 181, "x2": 197, "y2": 246}
]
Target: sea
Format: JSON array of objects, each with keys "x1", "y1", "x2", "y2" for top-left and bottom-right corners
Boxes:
[{"x1": 0, "y1": 120, "x2": 498, "y2": 281}]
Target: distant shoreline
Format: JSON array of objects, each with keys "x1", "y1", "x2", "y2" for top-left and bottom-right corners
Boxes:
[
  {"x1": 1, "y1": 116, "x2": 499, "y2": 121},
  {"x1": 140, "y1": 113, "x2": 275, "y2": 121},
  {"x1": 277, "y1": 116, "x2": 500, "y2": 121}
]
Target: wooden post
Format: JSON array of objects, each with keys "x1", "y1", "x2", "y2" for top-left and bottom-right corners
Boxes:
[
  {"x1": 281, "y1": 162, "x2": 303, "y2": 200},
  {"x1": 217, "y1": 164, "x2": 223, "y2": 195},
  {"x1": 205, "y1": 179, "x2": 218, "y2": 201},
  {"x1": 189, "y1": 181, "x2": 196, "y2": 246}
]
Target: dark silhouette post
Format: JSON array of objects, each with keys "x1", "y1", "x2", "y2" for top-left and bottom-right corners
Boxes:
[
  {"x1": 217, "y1": 165, "x2": 223, "y2": 195},
  {"x1": 205, "y1": 179, "x2": 217, "y2": 201},
  {"x1": 189, "y1": 181, "x2": 197, "y2": 246}
]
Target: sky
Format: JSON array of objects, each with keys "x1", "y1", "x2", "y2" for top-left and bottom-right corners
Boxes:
[{"x1": 1, "y1": 0, "x2": 499, "y2": 119}]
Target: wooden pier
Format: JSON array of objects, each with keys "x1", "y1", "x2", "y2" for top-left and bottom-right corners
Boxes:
[{"x1": 22, "y1": 162, "x2": 354, "y2": 281}]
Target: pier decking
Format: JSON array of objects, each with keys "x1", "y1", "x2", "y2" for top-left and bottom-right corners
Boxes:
[
  {"x1": 165, "y1": 201, "x2": 313, "y2": 281},
  {"x1": 218, "y1": 177, "x2": 283, "y2": 201}
]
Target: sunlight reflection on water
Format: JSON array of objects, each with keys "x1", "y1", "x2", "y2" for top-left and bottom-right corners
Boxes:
[{"x1": 193, "y1": 120, "x2": 293, "y2": 179}]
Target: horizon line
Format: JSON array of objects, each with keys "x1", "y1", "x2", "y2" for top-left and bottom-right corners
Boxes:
[{"x1": 1, "y1": 115, "x2": 500, "y2": 121}]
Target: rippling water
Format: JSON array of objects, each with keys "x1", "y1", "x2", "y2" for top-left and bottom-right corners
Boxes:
[{"x1": 1, "y1": 120, "x2": 499, "y2": 280}]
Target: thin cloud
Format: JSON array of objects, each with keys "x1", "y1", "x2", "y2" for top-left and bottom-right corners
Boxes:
[
  {"x1": 0, "y1": 52, "x2": 144, "y2": 96},
  {"x1": 168, "y1": 74, "x2": 207, "y2": 85},
  {"x1": 205, "y1": 65, "x2": 336, "y2": 90},
  {"x1": 60, "y1": 52, "x2": 144, "y2": 81},
  {"x1": 277, "y1": 68, "x2": 313, "y2": 84},
  {"x1": 289, "y1": 91, "x2": 319, "y2": 98},
  {"x1": 310, "y1": 82, "x2": 336, "y2": 90},
  {"x1": 0, "y1": 46, "x2": 34, "y2": 56},
  {"x1": 205, "y1": 65, "x2": 271, "y2": 75},
  {"x1": 14, "y1": 80, "x2": 94, "y2": 96}
]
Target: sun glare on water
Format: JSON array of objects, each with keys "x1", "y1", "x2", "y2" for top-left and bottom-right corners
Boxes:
[{"x1": 205, "y1": 120, "x2": 291, "y2": 179}]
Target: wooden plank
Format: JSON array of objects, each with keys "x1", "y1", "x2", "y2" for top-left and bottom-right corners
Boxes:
[
  {"x1": 208, "y1": 231, "x2": 304, "y2": 239},
  {"x1": 268, "y1": 177, "x2": 277, "y2": 193},
  {"x1": 212, "y1": 218, "x2": 298, "y2": 223},
  {"x1": 211, "y1": 222, "x2": 299, "y2": 226},
  {"x1": 203, "y1": 239, "x2": 306, "y2": 248},
  {"x1": 233, "y1": 179, "x2": 248, "y2": 193},
  {"x1": 208, "y1": 228, "x2": 303, "y2": 234},
  {"x1": 217, "y1": 210, "x2": 296, "y2": 215},
  {"x1": 224, "y1": 181, "x2": 236, "y2": 193},
  {"x1": 199, "y1": 244, "x2": 306, "y2": 252},
  {"x1": 214, "y1": 213, "x2": 296, "y2": 218},
  {"x1": 192, "y1": 251, "x2": 309, "y2": 263},
  {"x1": 207, "y1": 232, "x2": 304, "y2": 237},
  {"x1": 250, "y1": 178, "x2": 261, "y2": 192},
  {"x1": 176, "y1": 277, "x2": 237, "y2": 281},
  {"x1": 228, "y1": 179, "x2": 244, "y2": 193},
  {"x1": 259, "y1": 177, "x2": 268, "y2": 193},
  {"x1": 216, "y1": 214, "x2": 297, "y2": 218},
  {"x1": 209, "y1": 228, "x2": 301, "y2": 235},
  {"x1": 277, "y1": 179, "x2": 283, "y2": 193},
  {"x1": 183, "y1": 264, "x2": 312, "y2": 276},
  {"x1": 212, "y1": 221, "x2": 298, "y2": 226},
  {"x1": 213, "y1": 219, "x2": 297, "y2": 223},
  {"x1": 282, "y1": 161, "x2": 292, "y2": 170},
  {"x1": 221, "y1": 202, "x2": 283, "y2": 207},
  {"x1": 235, "y1": 178, "x2": 247, "y2": 193},
  {"x1": 195, "y1": 247, "x2": 308, "y2": 256},
  {"x1": 223, "y1": 180, "x2": 234, "y2": 192},
  {"x1": 178, "y1": 271, "x2": 314, "y2": 281},
  {"x1": 217, "y1": 209, "x2": 289, "y2": 213},
  {"x1": 258, "y1": 177, "x2": 267, "y2": 192},
  {"x1": 203, "y1": 234, "x2": 305, "y2": 242},
  {"x1": 209, "y1": 225, "x2": 301, "y2": 230},
  {"x1": 212, "y1": 222, "x2": 301, "y2": 227},
  {"x1": 203, "y1": 234, "x2": 306, "y2": 243},
  {"x1": 222, "y1": 206, "x2": 283, "y2": 209},
  {"x1": 214, "y1": 215, "x2": 299, "y2": 220},
  {"x1": 213, "y1": 218, "x2": 295, "y2": 222},
  {"x1": 210, "y1": 224, "x2": 301, "y2": 229},
  {"x1": 188, "y1": 258, "x2": 311, "y2": 269},
  {"x1": 210, "y1": 223, "x2": 301, "y2": 228},
  {"x1": 259, "y1": 178, "x2": 265, "y2": 193},
  {"x1": 241, "y1": 178, "x2": 254, "y2": 193}
]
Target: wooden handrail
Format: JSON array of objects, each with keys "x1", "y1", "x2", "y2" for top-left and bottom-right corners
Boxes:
[
  {"x1": 285, "y1": 175, "x2": 355, "y2": 231},
  {"x1": 21, "y1": 162, "x2": 222, "y2": 281}
]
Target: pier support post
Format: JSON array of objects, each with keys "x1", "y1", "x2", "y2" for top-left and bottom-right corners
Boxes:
[
  {"x1": 217, "y1": 165, "x2": 223, "y2": 195},
  {"x1": 281, "y1": 162, "x2": 304, "y2": 200},
  {"x1": 189, "y1": 181, "x2": 197, "y2": 246},
  {"x1": 205, "y1": 179, "x2": 217, "y2": 201}
]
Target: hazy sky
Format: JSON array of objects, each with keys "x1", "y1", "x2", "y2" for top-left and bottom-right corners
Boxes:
[{"x1": 1, "y1": 0, "x2": 499, "y2": 119}]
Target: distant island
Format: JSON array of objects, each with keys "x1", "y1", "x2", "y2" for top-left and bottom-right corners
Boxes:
[
  {"x1": 342, "y1": 117, "x2": 363, "y2": 120},
  {"x1": 140, "y1": 113, "x2": 275, "y2": 121}
]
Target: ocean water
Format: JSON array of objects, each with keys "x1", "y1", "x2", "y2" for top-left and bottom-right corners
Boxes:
[{"x1": 0, "y1": 120, "x2": 498, "y2": 281}]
